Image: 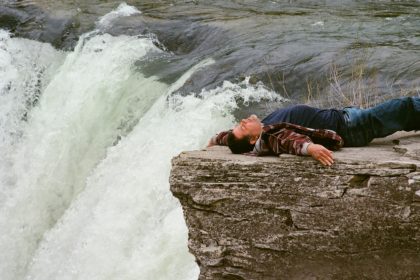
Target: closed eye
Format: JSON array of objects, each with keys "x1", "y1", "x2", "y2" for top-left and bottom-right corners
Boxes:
[{"x1": 240, "y1": 123, "x2": 247, "y2": 131}]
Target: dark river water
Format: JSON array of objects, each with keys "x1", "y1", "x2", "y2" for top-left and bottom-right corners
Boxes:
[{"x1": 2, "y1": 0, "x2": 419, "y2": 109}]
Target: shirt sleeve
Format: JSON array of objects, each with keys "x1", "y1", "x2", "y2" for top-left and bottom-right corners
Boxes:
[
  {"x1": 209, "y1": 130, "x2": 230, "y2": 146},
  {"x1": 266, "y1": 128, "x2": 314, "y2": 156}
]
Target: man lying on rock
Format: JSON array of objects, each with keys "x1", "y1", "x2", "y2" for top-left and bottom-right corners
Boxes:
[{"x1": 208, "y1": 96, "x2": 420, "y2": 166}]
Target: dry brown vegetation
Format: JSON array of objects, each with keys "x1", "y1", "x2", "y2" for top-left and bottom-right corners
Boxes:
[{"x1": 304, "y1": 56, "x2": 419, "y2": 109}]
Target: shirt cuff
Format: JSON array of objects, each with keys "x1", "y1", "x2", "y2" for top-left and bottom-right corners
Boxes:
[
  {"x1": 209, "y1": 135, "x2": 218, "y2": 145},
  {"x1": 253, "y1": 138, "x2": 262, "y2": 153},
  {"x1": 301, "y1": 142, "x2": 311, "y2": 155}
]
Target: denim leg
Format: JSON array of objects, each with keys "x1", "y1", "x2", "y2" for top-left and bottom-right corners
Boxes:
[{"x1": 340, "y1": 96, "x2": 420, "y2": 147}]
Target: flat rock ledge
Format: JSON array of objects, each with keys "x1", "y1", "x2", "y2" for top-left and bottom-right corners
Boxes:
[{"x1": 170, "y1": 132, "x2": 420, "y2": 280}]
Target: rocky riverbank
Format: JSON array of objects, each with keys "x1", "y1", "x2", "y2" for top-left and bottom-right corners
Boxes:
[{"x1": 170, "y1": 132, "x2": 420, "y2": 280}]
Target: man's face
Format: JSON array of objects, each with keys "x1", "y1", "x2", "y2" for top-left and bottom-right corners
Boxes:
[{"x1": 232, "y1": 114, "x2": 263, "y2": 144}]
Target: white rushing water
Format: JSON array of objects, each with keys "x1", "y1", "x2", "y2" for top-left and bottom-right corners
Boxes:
[{"x1": 0, "y1": 4, "x2": 281, "y2": 280}]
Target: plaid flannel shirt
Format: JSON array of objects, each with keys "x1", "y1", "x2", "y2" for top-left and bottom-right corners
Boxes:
[{"x1": 210, "y1": 122, "x2": 343, "y2": 156}]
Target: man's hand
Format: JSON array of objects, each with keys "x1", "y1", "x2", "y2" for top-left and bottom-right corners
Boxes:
[{"x1": 307, "y1": 143, "x2": 334, "y2": 166}]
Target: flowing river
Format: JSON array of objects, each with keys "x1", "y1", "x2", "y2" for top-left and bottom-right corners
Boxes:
[{"x1": 0, "y1": 1, "x2": 419, "y2": 279}]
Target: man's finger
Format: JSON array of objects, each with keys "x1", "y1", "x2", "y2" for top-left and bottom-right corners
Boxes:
[
  {"x1": 321, "y1": 152, "x2": 334, "y2": 163},
  {"x1": 323, "y1": 155, "x2": 333, "y2": 164},
  {"x1": 319, "y1": 157, "x2": 329, "y2": 166},
  {"x1": 320, "y1": 155, "x2": 333, "y2": 166},
  {"x1": 324, "y1": 150, "x2": 333, "y2": 158},
  {"x1": 323, "y1": 154, "x2": 333, "y2": 162},
  {"x1": 327, "y1": 157, "x2": 334, "y2": 165}
]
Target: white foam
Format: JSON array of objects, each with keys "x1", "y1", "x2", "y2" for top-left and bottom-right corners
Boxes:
[
  {"x1": 0, "y1": 30, "x2": 65, "y2": 205},
  {"x1": 0, "y1": 32, "x2": 166, "y2": 279},
  {"x1": 97, "y1": 2, "x2": 141, "y2": 28},
  {"x1": 311, "y1": 21, "x2": 324, "y2": 27}
]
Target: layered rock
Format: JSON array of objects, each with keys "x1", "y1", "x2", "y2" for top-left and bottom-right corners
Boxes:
[{"x1": 170, "y1": 133, "x2": 420, "y2": 280}]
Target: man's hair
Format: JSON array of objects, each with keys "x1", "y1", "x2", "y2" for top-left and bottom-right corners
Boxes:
[{"x1": 227, "y1": 131, "x2": 254, "y2": 154}]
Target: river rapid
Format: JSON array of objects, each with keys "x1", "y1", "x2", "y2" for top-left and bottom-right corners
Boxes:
[{"x1": 0, "y1": 1, "x2": 419, "y2": 279}]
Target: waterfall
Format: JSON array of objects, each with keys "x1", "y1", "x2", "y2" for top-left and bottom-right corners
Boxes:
[{"x1": 0, "y1": 4, "x2": 280, "y2": 280}]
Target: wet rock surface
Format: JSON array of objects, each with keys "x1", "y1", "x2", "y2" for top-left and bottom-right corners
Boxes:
[
  {"x1": 170, "y1": 132, "x2": 420, "y2": 280},
  {"x1": 0, "y1": 4, "x2": 81, "y2": 49}
]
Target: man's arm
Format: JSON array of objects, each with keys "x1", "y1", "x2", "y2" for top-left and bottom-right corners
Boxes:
[
  {"x1": 207, "y1": 130, "x2": 230, "y2": 147},
  {"x1": 266, "y1": 129, "x2": 334, "y2": 166}
]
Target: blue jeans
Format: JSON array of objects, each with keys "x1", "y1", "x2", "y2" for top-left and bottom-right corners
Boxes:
[{"x1": 339, "y1": 97, "x2": 420, "y2": 147}]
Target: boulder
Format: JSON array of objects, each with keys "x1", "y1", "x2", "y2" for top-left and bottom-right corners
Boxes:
[
  {"x1": 170, "y1": 132, "x2": 420, "y2": 279},
  {"x1": 0, "y1": 4, "x2": 79, "y2": 49}
]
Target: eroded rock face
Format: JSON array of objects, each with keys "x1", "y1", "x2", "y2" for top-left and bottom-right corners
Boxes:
[{"x1": 170, "y1": 133, "x2": 420, "y2": 280}]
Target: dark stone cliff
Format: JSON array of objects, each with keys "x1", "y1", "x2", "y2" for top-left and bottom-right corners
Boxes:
[{"x1": 170, "y1": 132, "x2": 420, "y2": 280}]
